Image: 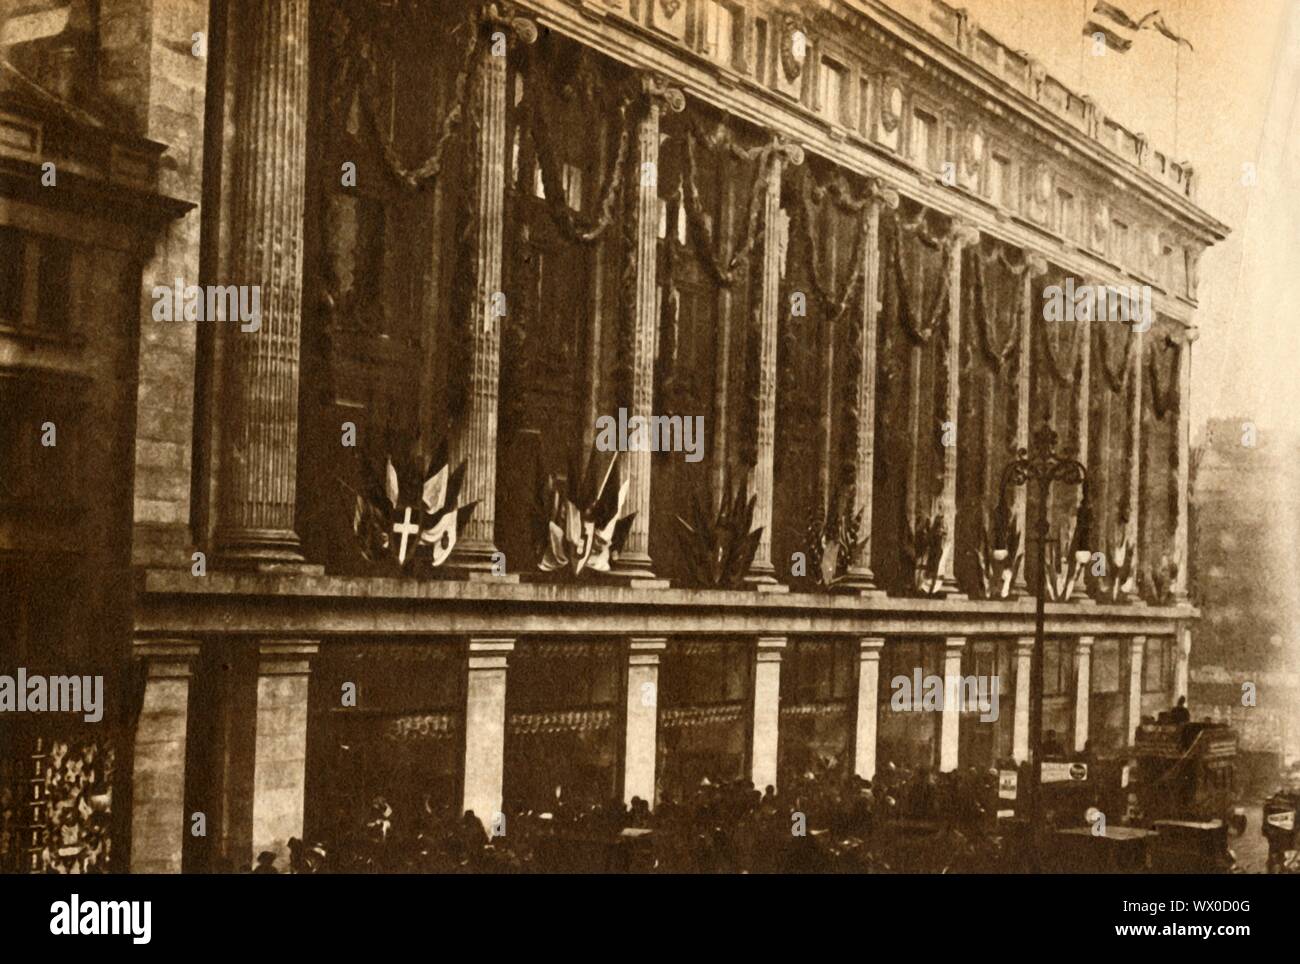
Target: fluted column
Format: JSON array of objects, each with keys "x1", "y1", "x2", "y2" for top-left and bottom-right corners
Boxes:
[
  {"x1": 448, "y1": 12, "x2": 536, "y2": 572},
  {"x1": 1125, "y1": 635, "x2": 1146, "y2": 744},
  {"x1": 130, "y1": 639, "x2": 200, "y2": 873},
  {"x1": 840, "y1": 180, "x2": 898, "y2": 593},
  {"x1": 214, "y1": 0, "x2": 311, "y2": 565},
  {"x1": 746, "y1": 142, "x2": 801, "y2": 587},
  {"x1": 937, "y1": 224, "x2": 981, "y2": 595},
  {"x1": 611, "y1": 75, "x2": 684, "y2": 581},
  {"x1": 1072, "y1": 635, "x2": 1093, "y2": 752},
  {"x1": 1172, "y1": 326, "x2": 1198, "y2": 602},
  {"x1": 752, "y1": 636, "x2": 786, "y2": 792},
  {"x1": 1014, "y1": 256, "x2": 1050, "y2": 590},
  {"x1": 854, "y1": 637, "x2": 885, "y2": 779},
  {"x1": 1012, "y1": 636, "x2": 1033, "y2": 763}
]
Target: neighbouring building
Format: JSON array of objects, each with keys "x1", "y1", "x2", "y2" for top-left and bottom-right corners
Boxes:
[
  {"x1": 1190, "y1": 417, "x2": 1300, "y2": 791},
  {"x1": 0, "y1": 0, "x2": 1226, "y2": 873}
]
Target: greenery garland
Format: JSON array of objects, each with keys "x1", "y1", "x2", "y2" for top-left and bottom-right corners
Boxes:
[
  {"x1": 1147, "y1": 336, "x2": 1181, "y2": 420},
  {"x1": 1097, "y1": 320, "x2": 1134, "y2": 394},
  {"x1": 357, "y1": 4, "x2": 484, "y2": 191},
  {"x1": 970, "y1": 253, "x2": 1024, "y2": 372},
  {"x1": 680, "y1": 123, "x2": 774, "y2": 287},
  {"x1": 889, "y1": 217, "x2": 949, "y2": 345},
  {"x1": 1035, "y1": 297, "x2": 1086, "y2": 386},
  {"x1": 525, "y1": 61, "x2": 634, "y2": 244},
  {"x1": 795, "y1": 170, "x2": 871, "y2": 322}
]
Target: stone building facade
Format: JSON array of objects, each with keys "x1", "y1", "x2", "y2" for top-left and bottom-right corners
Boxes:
[{"x1": 0, "y1": 0, "x2": 1226, "y2": 872}]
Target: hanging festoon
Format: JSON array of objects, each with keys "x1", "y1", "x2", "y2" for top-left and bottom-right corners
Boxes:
[
  {"x1": 534, "y1": 445, "x2": 636, "y2": 577},
  {"x1": 679, "y1": 121, "x2": 776, "y2": 287},
  {"x1": 345, "y1": 441, "x2": 477, "y2": 572}
]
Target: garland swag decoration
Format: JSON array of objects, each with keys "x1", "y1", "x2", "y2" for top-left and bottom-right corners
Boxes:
[
  {"x1": 1096, "y1": 320, "x2": 1135, "y2": 394},
  {"x1": 357, "y1": 4, "x2": 485, "y2": 191},
  {"x1": 523, "y1": 52, "x2": 634, "y2": 244},
  {"x1": 1147, "y1": 336, "x2": 1181, "y2": 420},
  {"x1": 1036, "y1": 289, "x2": 1087, "y2": 386},
  {"x1": 789, "y1": 170, "x2": 875, "y2": 323},
  {"x1": 890, "y1": 214, "x2": 950, "y2": 345},
  {"x1": 679, "y1": 122, "x2": 776, "y2": 287},
  {"x1": 970, "y1": 250, "x2": 1026, "y2": 373}
]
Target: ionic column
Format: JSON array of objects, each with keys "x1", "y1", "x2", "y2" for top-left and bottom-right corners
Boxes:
[
  {"x1": 938, "y1": 225, "x2": 981, "y2": 595},
  {"x1": 448, "y1": 13, "x2": 537, "y2": 572},
  {"x1": 1172, "y1": 327, "x2": 1198, "y2": 602},
  {"x1": 463, "y1": 637, "x2": 515, "y2": 828},
  {"x1": 1012, "y1": 636, "x2": 1033, "y2": 763},
  {"x1": 214, "y1": 0, "x2": 311, "y2": 565},
  {"x1": 751, "y1": 636, "x2": 786, "y2": 792},
  {"x1": 1072, "y1": 636, "x2": 1093, "y2": 753},
  {"x1": 611, "y1": 75, "x2": 684, "y2": 580},
  {"x1": 624, "y1": 637, "x2": 666, "y2": 807},
  {"x1": 840, "y1": 181, "x2": 898, "y2": 593},
  {"x1": 939, "y1": 636, "x2": 966, "y2": 771},
  {"x1": 250, "y1": 640, "x2": 317, "y2": 868},
  {"x1": 745, "y1": 142, "x2": 802, "y2": 587},
  {"x1": 130, "y1": 639, "x2": 200, "y2": 873},
  {"x1": 1014, "y1": 256, "x2": 1050, "y2": 589},
  {"x1": 854, "y1": 637, "x2": 885, "y2": 779},
  {"x1": 1125, "y1": 635, "x2": 1146, "y2": 744}
]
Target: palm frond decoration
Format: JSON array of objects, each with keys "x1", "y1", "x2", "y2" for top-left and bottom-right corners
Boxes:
[
  {"x1": 534, "y1": 444, "x2": 635, "y2": 577},
  {"x1": 1142, "y1": 554, "x2": 1179, "y2": 605},
  {"x1": 973, "y1": 498, "x2": 1022, "y2": 599},
  {"x1": 1091, "y1": 512, "x2": 1137, "y2": 602},
  {"x1": 676, "y1": 472, "x2": 763, "y2": 589},
  {"x1": 346, "y1": 439, "x2": 477, "y2": 572},
  {"x1": 902, "y1": 499, "x2": 949, "y2": 596},
  {"x1": 1042, "y1": 488, "x2": 1094, "y2": 601}
]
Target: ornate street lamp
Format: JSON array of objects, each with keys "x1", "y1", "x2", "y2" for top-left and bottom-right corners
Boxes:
[{"x1": 997, "y1": 423, "x2": 1087, "y2": 853}]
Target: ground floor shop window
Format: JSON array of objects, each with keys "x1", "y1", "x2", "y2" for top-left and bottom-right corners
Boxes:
[
  {"x1": 777, "y1": 638, "x2": 855, "y2": 786},
  {"x1": 656, "y1": 639, "x2": 752, "y2": 802},
  {"x1": 878, "y1": 639, "x2": 940, "y2": 770},
  {"x1": 304, "y1": 641, "x2": 463, "y2": 869},
  {"x1": 503, "y1": 639, "x2": 620, "y2": 812}
]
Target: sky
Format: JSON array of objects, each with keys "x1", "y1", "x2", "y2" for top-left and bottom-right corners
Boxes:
[{"x1": 890, "y1": 0, "x2": 1300, "y2": 440}]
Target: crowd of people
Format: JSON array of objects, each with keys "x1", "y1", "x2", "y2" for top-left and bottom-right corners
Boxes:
[{"x1": 270, "y1": 757, "x2": 1028, "y2": 874}]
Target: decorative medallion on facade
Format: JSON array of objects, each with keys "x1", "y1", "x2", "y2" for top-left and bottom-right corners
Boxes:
[
  {"x1": 881, "y1": 81, "x2": 903, "y2": 133},
  {"x1": 779, "y1": 16, "x2": 808, "y2": 83}
]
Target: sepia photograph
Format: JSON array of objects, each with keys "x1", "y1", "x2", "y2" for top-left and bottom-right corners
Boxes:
[{"x1": 0, "y1": 0, "x2": 1297, "y2": 945}]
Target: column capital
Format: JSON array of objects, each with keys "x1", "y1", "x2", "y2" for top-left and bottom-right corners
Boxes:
[
  {"x1": 1129, "y1": 634, "x2": 1147, "y2": 656},
  {"x1": 1074, "y1": 635, "x2": 1095, "y2": 654},
  {"x1": 134, "y1": 637, "x2": 200, "y2": 659},
  {"x1": 640, "y1": 72, "x2": 686, "y2": 113},
  {"x1": 258, "y1": 639, "x2": 318, "y2": 675},
  {"x1": 1026, "y1": 253, "x2": 1050, "y2": 278},
  {"x1": 756, "y1": 636, "x2": 787, "y2": 661},
  {"x1": 771, "y1": 135, "x2": 805, "y2": 167},
  {"x1": 949, "y1": 220, "x2": 981, "y2": 250},
  {"x1": 943, "y1": 635, "x2": 967, "y2": 655},
  {"x1": 468, "y1": 636, "x2": 515, "y2": 669},
  {"x1": 858, "y1": 636, "x2": 886, "y2": 658},
  {"x1": 629, "y1": 637, "x2": 668, "y2": 665},
  {"x1": 484, "y1": 3, "x2": 538, "y2": 45},
  {"x1": 868, "y1": 177, "x2": 900, "y2": 211},
  {"x1": 1014, "y1": 636, "x2": 1035, "y2": 658}
]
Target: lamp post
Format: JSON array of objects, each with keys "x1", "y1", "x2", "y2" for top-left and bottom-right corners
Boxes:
[{"x1": 997, "y1": 424, "x2": 1087, "y2": 855}]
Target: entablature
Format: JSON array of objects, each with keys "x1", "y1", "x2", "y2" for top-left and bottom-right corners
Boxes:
[{"x1": 518, "y1": 0, "x2": 1226, "y2": 315}]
